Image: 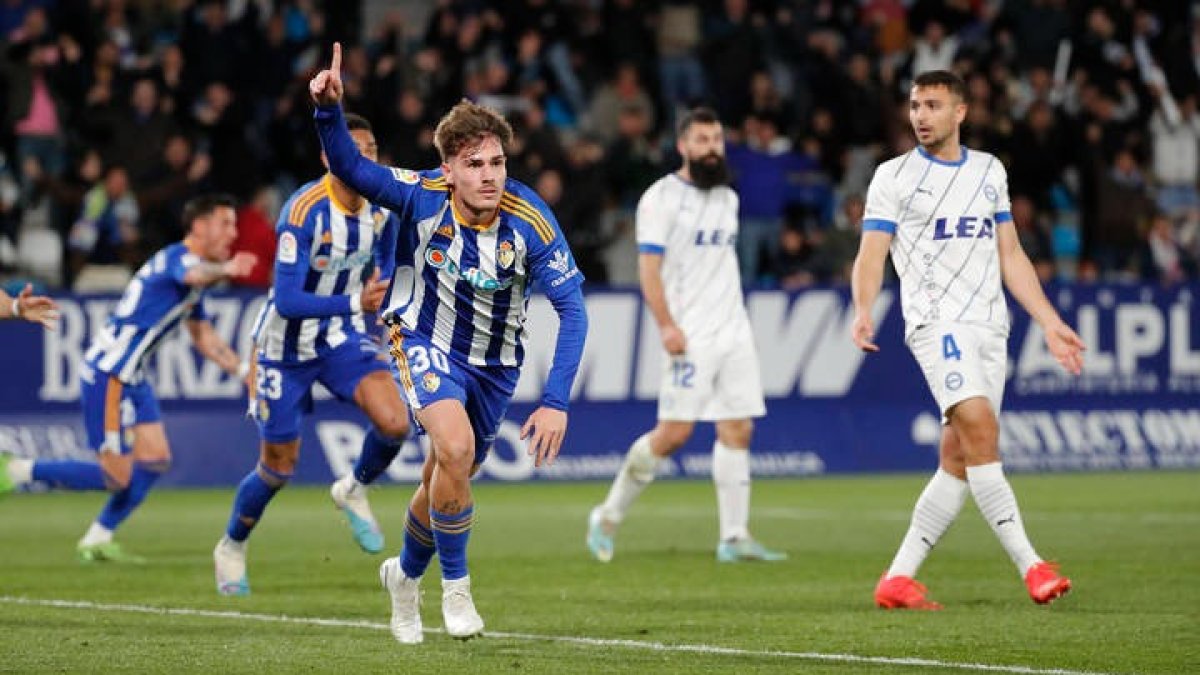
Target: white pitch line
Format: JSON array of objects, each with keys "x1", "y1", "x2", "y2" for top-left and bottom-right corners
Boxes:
[{"x1": 0, "y1": 596, "x2": 1116, "y2": 675}]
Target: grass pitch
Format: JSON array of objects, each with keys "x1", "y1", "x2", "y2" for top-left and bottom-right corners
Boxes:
[{"x1": 1, "y1": 472, "x2": 1197, "y2": 674}]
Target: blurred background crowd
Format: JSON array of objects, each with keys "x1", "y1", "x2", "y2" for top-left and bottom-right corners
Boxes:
[{"x1": 1, "y1": 0, "x2": 1198, "y2": 293}]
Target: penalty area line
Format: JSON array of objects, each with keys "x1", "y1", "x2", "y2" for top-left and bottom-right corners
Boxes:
[{"x1": 0, "y1": 595, "x2": 1115, "y2": 675}]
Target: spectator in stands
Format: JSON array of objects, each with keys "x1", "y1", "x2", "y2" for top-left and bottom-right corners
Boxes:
[
  {"x1": 1012, "y1": 195, "x2": 1056, "y2": 284},
  {"x1": 2, "y1": 9, "x2": 69, "y2": 199},
  {"x1": 67, "y1": 164, "x2": 139, "y2": 283},
  {"x1": 1093, "y1": 149, "x2": 1155, "y2": 279},
  {"x1": 588, "y1": 62, "x2": 655, "y2": 146},
  {"x1": 229, "y1": 185, "x2": 276, "y2": 289},
  {"x1": 108, "y1": 79, "x2": 177, "y2": 184},
  {"x1": 811, "y1": 194, "x2": 865, "y2": 284},
  {"x1": 1140, "y1": 212, "x2": 1197, "y2": 286},
  {"x1": 726, "y1": 113, "x2": 817, "y2": 282},
  {"x1": 770, "y1": 222, "x2": 816, "y2": 291},
  {"x1": 136, "y1": 133, "x2": 211, "y2": 255}
]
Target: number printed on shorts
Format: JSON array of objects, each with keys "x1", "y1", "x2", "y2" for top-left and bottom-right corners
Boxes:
[
  {"x1": 405, "y1": 344, "x2": 450, "y2": 374},
  {"x1": 672, "y1": 360, "x2": 695, "y2": 388},
  {"x1": 256, "y1": 367, "x2": 283, "y2": 400},
  {"x1": 942, "y1": 333, "x2": 962, "y2": 361}
]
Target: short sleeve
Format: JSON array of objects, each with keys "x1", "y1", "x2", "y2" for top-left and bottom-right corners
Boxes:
[
  {"x1": 275, "y1": 199, "x2": 314, "y2": 275},
  {"x1": 863, "y1": 165, "x2": 899, "y2": 235},
  {"x1": 635, "y1": 183, "x2": 670, "y2": 255},
  {"x1": 168, "y1": 247, "x2": 200, "y2": 285},
  {"x1": 992, "y1": 161, "x2": 1013, "y2": 224}
]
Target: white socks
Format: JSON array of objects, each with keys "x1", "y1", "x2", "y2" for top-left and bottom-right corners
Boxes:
[
  {"x1": 597, "y1": 433, "x2": 659, "y2": 524},
  {"x1": 6, "y1": 457, "x2": 33, "y2": 486},
  {"x1": 219, "y1": 535, "x2": 247, "y2": 552},
  {"x1": 712, "y1": 441, "x2": 751, "y2": 543},
  {"x1": 967, "y1": 462, "x2": 1040, "y2": 574},
  {"x1": 887, "y1": 469, "x2": 968, "y2": 578},
  {"x1": 79, "y1": 522, "x2": 114, "y2": 547}
]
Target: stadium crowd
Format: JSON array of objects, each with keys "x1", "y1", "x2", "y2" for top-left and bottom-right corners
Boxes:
[{"x1": 1, "y1": 0, "x2": 1198, "y2": 292}]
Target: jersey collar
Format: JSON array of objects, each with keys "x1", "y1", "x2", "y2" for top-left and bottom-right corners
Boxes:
[
  {"x1": 917, "y1": 144, "x2": 968, "y2": 167},
  {"x1": 323, "y1": 174, "x2": 366, "y2": 216},
  {"x1": 450, "y1": 193, "x2": 500, "y2": 232}
]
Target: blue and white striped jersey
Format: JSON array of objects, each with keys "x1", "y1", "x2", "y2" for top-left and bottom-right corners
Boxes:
[
  {"x1": 84, "y1": 242, "x2": 210, "y2": 383},
  {"x1": 377, "y1": 169, "x2": 582, "y2": 367},
  {"x1": 251, "y1": 176, "x2": 399, "y2": 363},
  {"x1": 863, "y1": 145, "x2": 1013, "y2": 336}
]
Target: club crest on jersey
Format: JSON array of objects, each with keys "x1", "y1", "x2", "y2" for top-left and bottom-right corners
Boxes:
[
  {"x1": 932, "y1": 216, "x2": 995, "y2": 240},
  {"x1": 422, "y1": 371, "x2": 441, "y2": 393},
  {"x1": 497, "y1": 240, "x2": 515, "y2": 269},
  {"x1": 983, "y1": 184, "x2": 998, "y2": 202}
]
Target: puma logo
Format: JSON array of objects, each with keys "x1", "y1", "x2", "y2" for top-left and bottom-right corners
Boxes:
[
  {"x1": 915, "y1": 187, "x2": 934, "y2": 196},
  {"x1": 920, "y1": 536, "x2": 936, "y2": 549},
  {"x1": 996, "y1": 514, "x2": 1016, "y2": 527}
]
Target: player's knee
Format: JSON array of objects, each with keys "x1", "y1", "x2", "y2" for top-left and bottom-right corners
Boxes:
[
  {"x1": 653, "y1": 423, "x2": 693, "y2": 453},
  {"x1": 137, "y1": 457, "x2": 171, "y2": 474},
  {"x1": 434, "y1": 439, "x2": 474, "y2": 475},
  {"x1": 105, "y1": 474, "x2": 132, "y2": 491},
  {"x1": 717, "y1": 419, "x2": 753, "y2": 448},
  {"x1": 259, "y1": 443, "x2": 299, "y2": 478},
  {"x1": 375, "y1": 413, "x2": 410, "y2": 441}
]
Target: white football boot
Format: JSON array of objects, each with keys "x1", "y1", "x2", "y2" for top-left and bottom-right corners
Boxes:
[
  {"x1": 441, "y1": 576, "x2": 484, "y2": 639},
  {"x1": 330, "y1": 476, "x2": 384, "y2": 554},
  {"x1": 213, "y1": 536, "x2": 250, "y2": 596},
  {"x1": 379, "y1": 557, "x2": 424, "y2": 644}
]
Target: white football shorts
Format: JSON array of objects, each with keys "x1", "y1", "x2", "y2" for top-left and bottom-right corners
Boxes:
[
  {"x1": 657, "y1": 335, "x2": 766, "y2": 422},
  {"x1": 907, "y1": 321, "x2": 1008, "y2": 423}
]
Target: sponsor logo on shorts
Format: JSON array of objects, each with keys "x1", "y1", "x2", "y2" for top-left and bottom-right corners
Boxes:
[
  {"x1": 945, "y1": 371, "x2": 964, "y2": 391},
  {"x1": 422, "y1": 372, "x2": 441, "y2": 393}
]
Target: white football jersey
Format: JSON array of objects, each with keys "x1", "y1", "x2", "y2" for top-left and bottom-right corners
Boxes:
[
  {"x1": 636, "y1": 173, "x2": 749, "y2": 343},
  {"x1": 864, "y1": 145, "x2": 1012, "y2": 336}
]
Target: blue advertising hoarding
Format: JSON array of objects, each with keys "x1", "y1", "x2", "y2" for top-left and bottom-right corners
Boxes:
[{"x1": 1, "y1": 285, "x2": 1198, "y2": 487}]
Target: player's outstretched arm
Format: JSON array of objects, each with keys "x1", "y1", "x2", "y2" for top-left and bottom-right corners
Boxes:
[
  {"x1": 997, "y1": 223, "x2": 1085, "y2": 375},
  {"x1": 1, "y1": 285, "x2": 60, "y2": 330},
  {"x1": 186, "y1": 319, "x2": 250, "y2": 382},
  {"x1": 850, "y1": 231, "x2": 892, "y2": 352},
  {"x1": 183, "y1": 252, "x2": 257, "y2": 287},
  {"x1": 310, "y1": 43, "x2": 406, "y2": 209}
]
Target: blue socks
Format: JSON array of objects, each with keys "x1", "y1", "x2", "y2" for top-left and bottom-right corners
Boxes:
[
  {"x1": 431, "y1": 506, "x2": 474, "y2": 581},
  {"x1": 400, "y1": 508, "x2": 436, "y2": 579},
  {"x1": 31, "y1": 460, "x2": 106, "y2": 490},
  {"x1": 353, "y1": 427, "x2": 405, "y2": 485},
  {"x1": 97, "y1": 465, "x2": 162, "y2": 530},
  {"x1": 225, "y1": 464, "x2": 287, "y2": 542}
]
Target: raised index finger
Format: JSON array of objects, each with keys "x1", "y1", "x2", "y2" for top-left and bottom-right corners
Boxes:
[{"x1": 331, "y1": 42, "x2": 342, "y2": 76}]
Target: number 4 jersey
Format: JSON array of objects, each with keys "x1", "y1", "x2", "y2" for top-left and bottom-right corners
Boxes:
[{"x1": 863, "y1": 146, "x2": 1013, "y2": 337}]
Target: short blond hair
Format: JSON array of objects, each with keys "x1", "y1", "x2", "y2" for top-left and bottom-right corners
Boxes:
[{"x1": 433, "y1": 99, "x2": 514, "y2": 161}]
